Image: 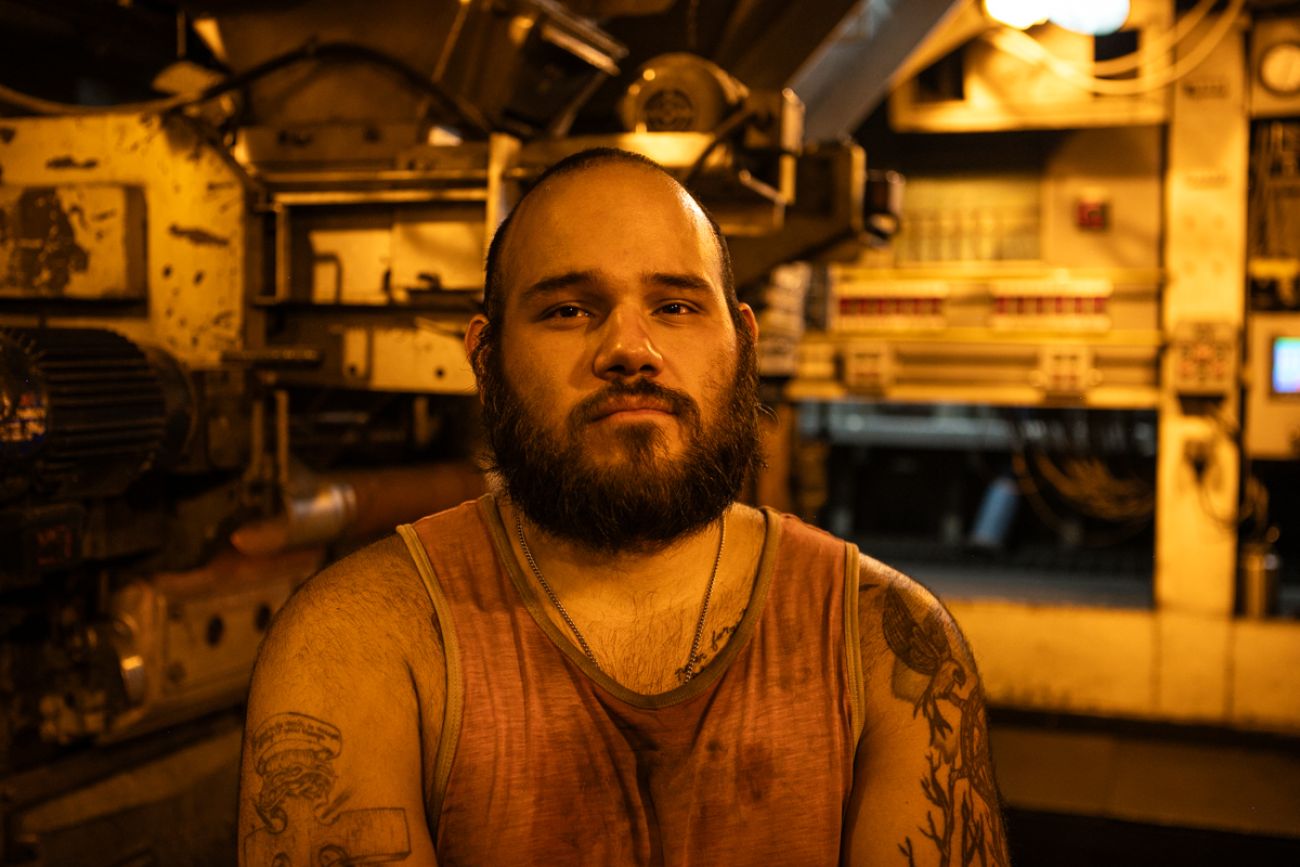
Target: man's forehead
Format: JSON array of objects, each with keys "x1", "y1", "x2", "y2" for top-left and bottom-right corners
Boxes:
[
  {"x1": 497, "y1": 161, "x2": 723, "y2": 296},
  {"x1": 510, "y1": 162, "x2": 710, "y2": 243},
  {"x1": 529, "y1": 159, "x2": 692, "y2": 210}
]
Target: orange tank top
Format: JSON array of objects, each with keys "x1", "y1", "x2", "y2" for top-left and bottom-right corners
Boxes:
[{"x1": 397, "y1": 495, "x2": 865, "y2": 866}]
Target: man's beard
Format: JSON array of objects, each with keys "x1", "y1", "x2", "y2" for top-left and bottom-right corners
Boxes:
[{"x1": 476, "y1": 328, "x2": 764, "y2": 553}]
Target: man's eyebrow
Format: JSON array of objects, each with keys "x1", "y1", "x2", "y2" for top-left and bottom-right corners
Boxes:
[
  {"x1": 519, "y1": 270, "x2": 716, "y2": 300},
  {"x1": 648, "y1": 272, "x2": 714, "y2": 292},
  {"x1": 519, "y1": 271, "x2": 594, "y2": 301}
]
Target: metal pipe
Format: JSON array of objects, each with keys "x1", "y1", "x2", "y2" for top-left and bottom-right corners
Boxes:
[{"x1": 229, "y1": 461, "x2": 485, "y2": 557}]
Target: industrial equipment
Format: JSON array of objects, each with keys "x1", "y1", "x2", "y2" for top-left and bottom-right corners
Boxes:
[
  {"x1": 3, "y1": 0, "x2": 1300, "y2": 862},
  {"x1": 785, "y1": 0, "x2": 1300, "y2": 738},
  {"x1": 0, "y1": 1, "x2": 894, "y2": 861},
  {"x1": 777, "y1": 4, "x2": 1300, "y2": 848}
]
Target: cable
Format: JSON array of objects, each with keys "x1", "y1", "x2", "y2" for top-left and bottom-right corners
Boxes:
[
  {"x1": 0, "y1": 40, "x2": 490, "y2": 136},
  {"x1": 1202, "y1": 403, "x2": 1273, "y2": 535},
  {"x1": 1090, "y1": 0, "x2": 1216, "y2": 77},
  {"x1": 982, "y1": 0, "x2": 1245, "y2": 97},
  {"x1": 1031, "y1": 452, "x2": 1155, "y2": 522},
  {"x1": 1009, "y1": 449, "x2": 1151, "y2": 548},
  {"x1": 1005, "y1": 412, "x2": 1153, "y2": 548}
]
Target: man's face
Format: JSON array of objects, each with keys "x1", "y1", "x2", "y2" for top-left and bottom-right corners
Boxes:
[{"x1": 469, "y1": 162, "x2": 762, "y2": 551}]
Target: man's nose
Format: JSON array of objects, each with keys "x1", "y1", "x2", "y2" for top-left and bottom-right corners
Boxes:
[{"x1": 592, "y1": 308, "x2": 664, "y2": 380}]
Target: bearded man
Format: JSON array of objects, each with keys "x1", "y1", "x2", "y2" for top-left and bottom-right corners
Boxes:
[{"x1": 238, "y1": 149, "x2": 1010, "y2": 866}]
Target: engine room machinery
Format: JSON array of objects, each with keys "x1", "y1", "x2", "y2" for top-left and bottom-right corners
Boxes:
[
  {"x1": 3, "y1": 0, "x2": 1300, "y2": 862},
  {"x1": 780, "y1": 0, "x2": 1300, "y2": 849},
  {"x1": 0, "y1": 0, "x2": 904, "y2": 861}
]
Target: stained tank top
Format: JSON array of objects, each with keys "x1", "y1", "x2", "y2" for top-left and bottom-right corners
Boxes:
[{"x1": 397, "y1": 495, "x2": 865, "y2": 866}]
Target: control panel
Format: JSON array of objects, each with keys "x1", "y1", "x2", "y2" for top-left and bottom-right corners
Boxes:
[
  {"x1": 1169, "y1": 320, "x2": 1237, "y2": 398},
  {"x1": 1245, "y1": 312, "x2": 1300, "y2": 458}
]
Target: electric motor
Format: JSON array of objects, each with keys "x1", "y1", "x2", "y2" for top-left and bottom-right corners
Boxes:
[
  {"x1": 618, "y1": 53, "x2": 748, "y2": 133},
  {"x1": 0, "y1": 327, "x2": 194, "y2": 502}
]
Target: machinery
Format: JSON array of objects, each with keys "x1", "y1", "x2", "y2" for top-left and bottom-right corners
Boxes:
[
  {"x1": 780, "y1": 0, "x2": 1300, "y2": 846},
  {"x1": 2, "y1": 0, "x2": 1300, "y2": 861},
  {"x1": 0, "y1": 0, "x2": 899, "y2": 861}
]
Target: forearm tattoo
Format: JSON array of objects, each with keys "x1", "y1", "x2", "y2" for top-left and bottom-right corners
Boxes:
[
  {"x1": 881, "y1": 587, "x2": 1009, "y2": 867},
  {"x1": 244, "y1": 712, "x2": 411, "y2": 865}
]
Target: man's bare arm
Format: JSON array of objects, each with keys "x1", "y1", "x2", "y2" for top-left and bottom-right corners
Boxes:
[
  {"x1": 842, "y1": 558, "x2": 1010, "y2": 867},
  {"x1": 238, "y1": 536, "x2": 444, "y2": 867}
]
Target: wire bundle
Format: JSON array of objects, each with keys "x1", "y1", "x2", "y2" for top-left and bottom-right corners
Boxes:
[{"x1": 981, "y1": 0, "x2": 1246, "y2": 97}]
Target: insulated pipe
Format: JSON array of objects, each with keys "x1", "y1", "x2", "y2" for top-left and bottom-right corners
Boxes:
[{"x1": 230, "y1": 461, "x2": 485, "y2": 556}]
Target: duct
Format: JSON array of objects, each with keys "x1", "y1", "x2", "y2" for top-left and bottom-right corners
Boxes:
[{"x1": 789, "y1": 0, "x2": 968, "y2": 140}]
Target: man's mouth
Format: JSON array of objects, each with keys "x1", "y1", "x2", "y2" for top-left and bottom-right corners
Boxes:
[{"x1": 588, "y1": 398, "x2": 676, "y2": 422}]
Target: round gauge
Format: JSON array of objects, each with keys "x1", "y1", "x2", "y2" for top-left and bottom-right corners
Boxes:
[{"x1": 1260, "y1": 41, "x2": 1300, "y2": 96}]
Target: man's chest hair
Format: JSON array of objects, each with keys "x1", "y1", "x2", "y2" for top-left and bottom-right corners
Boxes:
[{"x1": 558, "y1": 578, "x2": 752, "y2": 695}]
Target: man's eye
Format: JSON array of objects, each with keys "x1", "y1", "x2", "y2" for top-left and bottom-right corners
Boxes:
[
  {"x1": 546, "y1": 305, "x2": 587, "y2": 319},
  {"x1": 658, "y1": 302, "x2": 694, "y2": 316}
]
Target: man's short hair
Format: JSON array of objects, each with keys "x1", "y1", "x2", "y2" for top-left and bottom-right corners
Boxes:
[{"x1": 480, "y1": 147, "x2": 739, "y2": 331}]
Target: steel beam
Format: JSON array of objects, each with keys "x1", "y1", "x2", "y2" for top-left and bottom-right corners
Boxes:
[{"x1": 791, "y1": 0, "x2": 965, "y2": 141}]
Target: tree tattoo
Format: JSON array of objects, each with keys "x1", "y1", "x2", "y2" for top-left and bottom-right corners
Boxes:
[
  {"x1": 244, "y1": 712, "x2": 411, "y2": 866},
  {"x1": 882, "y1": 587, "x2": 1008, "y2": 867}
]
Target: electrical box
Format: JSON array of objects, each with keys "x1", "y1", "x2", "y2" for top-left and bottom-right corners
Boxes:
[
  {"x1": 1250, "y1": 18, "x2": 1300, "y2": 119},
  {"x1": 1245, "y1": 312, "x2": 1300, "y2": 458}
]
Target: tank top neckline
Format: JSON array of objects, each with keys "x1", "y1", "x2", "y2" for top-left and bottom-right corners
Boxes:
[{"x1": 477, "y1": 494, "x2": 784, "y2": 710}]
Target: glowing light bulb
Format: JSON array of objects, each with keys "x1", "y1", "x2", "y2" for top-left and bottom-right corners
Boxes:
[
  {"x1": 1049, "y1": 0, "x2": 1131, "y2": 36},
  {"x1": 983, "y1": 0, "x2": 1049, "y2": 30}
]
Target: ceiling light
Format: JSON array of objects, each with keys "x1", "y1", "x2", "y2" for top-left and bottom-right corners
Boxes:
[
  {"x1": 1049, "y1": 0, "x2": 1132, "y2": 37},
  {"x1": 983, "y1": 0, "x2": 1049, "y2": 30}
]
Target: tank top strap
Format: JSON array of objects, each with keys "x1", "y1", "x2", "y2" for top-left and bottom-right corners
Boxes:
[
  {"x1": 841, "y1": 540, "x2": 866, "y2": 747},
  {"x1": 395, "y1": 520, "x2": 466, "y2": 836}
]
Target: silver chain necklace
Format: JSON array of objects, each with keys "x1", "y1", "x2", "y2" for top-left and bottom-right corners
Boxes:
[{"x1": 514, "y1": 513, "x2": 726, "y2": 683}]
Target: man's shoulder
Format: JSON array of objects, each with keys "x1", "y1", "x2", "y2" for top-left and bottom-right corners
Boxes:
[
  {"x1": 409, "y1": 494, "x2": 489, "y2": 535},
  {"x1": 304, "y1": 534, "x2": 426, "y2": 608},
  {"x1": 855, "y1": 550, "x2": 921, "y2": 600},
  {"x1": 753, "y1": 507, "x2": 942, "y2": 616},
  {"x1": 264, "y1": 534, "x2": 436, "y2": 662},
  {"x1": 761, "y1": 506, "x2": 854, "y2": 559},
  {"x1": 853, "y1": 550, "x2": 977, "y2": 684}
]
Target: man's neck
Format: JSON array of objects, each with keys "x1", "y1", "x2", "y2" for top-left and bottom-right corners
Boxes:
[{"x1": 500, "y1": 498, "x2": 732, "y2": 618}]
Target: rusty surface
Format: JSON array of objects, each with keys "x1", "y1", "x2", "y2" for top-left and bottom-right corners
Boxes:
[
  {"x1": 0, "y1": 187, "x2": 88, "y2": 295},
  {"x1": 45, "y1": 156, "x2": 100, "y2": 170},
  {"x1": 0, "y1": 115, "x2": 247, "y2": 364},
  {"x1": 167, "y1": 224, "x2": 231, "y2": 247},
  {"x1": 0, "y1": 184, "x2": 144, "y2": 298}
]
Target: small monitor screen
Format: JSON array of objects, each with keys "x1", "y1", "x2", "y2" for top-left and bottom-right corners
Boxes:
[{"x1": 1275, "y1": 336, "x2": 1300, "y2": 395}]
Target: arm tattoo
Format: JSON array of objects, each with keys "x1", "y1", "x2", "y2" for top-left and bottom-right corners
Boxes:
[
  {"x1": 244, "y1": 712, "x2": 411, "y2": 865},
  {"x1": 882, "y1": 587, "x2": 1008, "y2": 867}
]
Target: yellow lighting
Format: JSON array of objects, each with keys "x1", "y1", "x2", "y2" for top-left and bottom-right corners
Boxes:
[
  {"x1": 1049, "y1": 0, "x2": 1131, "y2": 36},
  {"x1": 983, "y1": 0, "x2": 1048, "y2": 30}
]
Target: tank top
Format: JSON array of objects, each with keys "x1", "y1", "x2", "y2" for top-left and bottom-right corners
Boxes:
[{"x1": 396, "y1": 495, "x2": 865, "y2": 866}]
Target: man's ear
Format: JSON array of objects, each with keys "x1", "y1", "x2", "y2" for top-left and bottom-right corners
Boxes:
[
  {"x1": 465, "y1": 314, "x2": 490, "y2": 373},
  {"x1": 738, "y1": 303, "x2": 759, "y2": 342}
]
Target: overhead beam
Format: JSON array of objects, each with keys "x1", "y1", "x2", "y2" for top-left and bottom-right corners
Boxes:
[
  {"x1": 790, "y1": 0, "x2": 968, "y2": 141},
  {"x1": 721, "y1": 0, "x2": 862, "y2": 91}
]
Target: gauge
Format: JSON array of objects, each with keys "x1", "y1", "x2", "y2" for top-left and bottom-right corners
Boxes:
[{"x1": 1260, "y1": 41, "x2": 1300, "y2": 96}]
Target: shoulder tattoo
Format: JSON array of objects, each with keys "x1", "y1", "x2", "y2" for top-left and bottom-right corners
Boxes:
[{"x1": 879, "y1": 585, "x2": 1009, "y2": 867}]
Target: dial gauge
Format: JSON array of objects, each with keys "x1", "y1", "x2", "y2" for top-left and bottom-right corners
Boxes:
[{"x1": 1260, "y1": 41, "x2": 1300, "y2": 96}]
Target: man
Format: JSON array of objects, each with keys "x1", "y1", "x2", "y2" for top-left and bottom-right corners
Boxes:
[{"x1": 238, "y1": 148, "x2": 1010, "y2": 866}]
